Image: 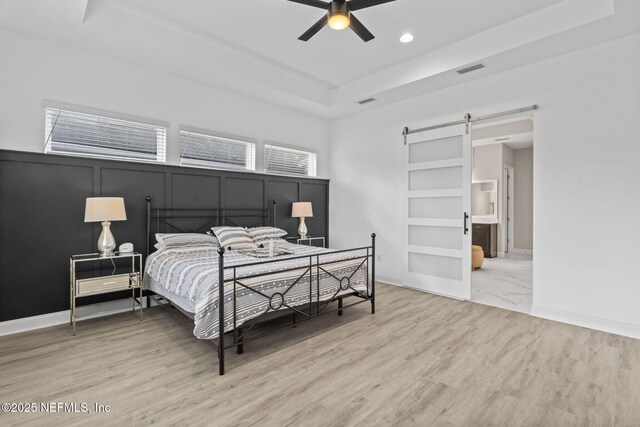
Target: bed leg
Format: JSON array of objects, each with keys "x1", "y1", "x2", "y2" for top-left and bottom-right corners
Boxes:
[
  {"x1": 217, "y1": 339, "x2": 225, "y2": 375},
  {"x1": 218, "y1": 247, "x2": 226, "y2": 376},
  {"x1": 338, "y1": 297, "x2": 343, "y2": 316},
  {"x1": 292, "y1": 313, "x2": 297, "y2": 327},
  {"x1": 236, "y1": 328, "x2": 244, "y2": 355},
  {"x1": 371, "y1": 233, "x2": 376, "y2": 315},
  {"x1": 146, "y1": 295, "x2": 151, "y2": 308},
  {"x1": 218, "y1": 344, "x2": 225, "y2": 373}
]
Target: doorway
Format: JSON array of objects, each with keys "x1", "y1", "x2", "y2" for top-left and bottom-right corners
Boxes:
[
  {"x1": 401, "y1": 105, "x2": 535, "y2": 308},
  {"x1": 470, "y1": 116, "x2": 534, "y2": 313}
]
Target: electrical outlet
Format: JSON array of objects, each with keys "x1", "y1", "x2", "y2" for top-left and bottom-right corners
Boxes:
[{"x1": 377, "y1": 254, "x2": 382, "y2": 262}]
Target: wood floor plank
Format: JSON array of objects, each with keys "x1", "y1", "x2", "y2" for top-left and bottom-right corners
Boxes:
[{"x1": 0, "y1": 283, "x2": 638, "y2": 426}]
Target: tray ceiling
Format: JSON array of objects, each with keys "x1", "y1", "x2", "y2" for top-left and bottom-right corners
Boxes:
[{"x1": 0, "y1": 0, "x2": 638, "y2": 119}]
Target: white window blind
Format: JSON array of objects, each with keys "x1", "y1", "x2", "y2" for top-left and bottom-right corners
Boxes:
[
  {"x1": 180, "y1": 130, "x2": 256, "y2": 172},
  {"x1": 264, "y1": 144, "x2": 317, "y2": 177},
  {"x1": 44, "y1": 107, "x2": 166, "y2": 162}
]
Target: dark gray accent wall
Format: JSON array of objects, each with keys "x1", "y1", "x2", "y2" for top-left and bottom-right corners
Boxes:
[{"x1": 0, "y1": 150, "x2": 329, "y2": 322}]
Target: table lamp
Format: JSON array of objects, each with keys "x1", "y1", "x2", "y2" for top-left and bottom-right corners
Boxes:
[
  {"x1": 84, "y1": 197, "x2": 127, "y2": 256},
  {"x1": 292, "y1": 202, "x2": 313, "y2": 239}
]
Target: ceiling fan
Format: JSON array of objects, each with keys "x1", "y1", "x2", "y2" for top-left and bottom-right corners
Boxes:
[{"x1": 288, "y1": 0, "x2": 397, "y2": 42}]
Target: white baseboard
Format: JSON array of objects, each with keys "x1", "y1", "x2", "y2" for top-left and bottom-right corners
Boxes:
[
  {"x1": 531, "y1": 304, "x2": 640, "y2": 340},
  {"x1": 376, "y1": 276, "x2": 466, "y2": 300},
  {"x1": 402, "y1": 285, "x2": 466, "y2": 301},
  {"x1": 0, "y1": 297, "x2": 153, "y2": 337},
  {"x1": 376, "y1": 275, "x2": 403, "y2": 287}
]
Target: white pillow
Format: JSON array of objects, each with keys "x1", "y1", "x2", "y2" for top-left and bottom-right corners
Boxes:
[
  {"x1": 247, "y1": 226, "x2": 288, "y2": 245},
  {"x1": 155, "y1": 233, "x2": 219, "y2": 249},
  {"x1": 212, "y1": 227, "x2": 257, "y2": 251}
]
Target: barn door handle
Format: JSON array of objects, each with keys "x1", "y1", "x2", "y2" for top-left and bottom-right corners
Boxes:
[{"x1": 464, "y1": 212, "x2": 469, "y2": 235}]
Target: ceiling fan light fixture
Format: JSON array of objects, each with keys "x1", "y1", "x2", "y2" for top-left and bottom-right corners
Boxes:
[
  {"x1": 291, "y1": 0, "x2": 397, "y2": 42},
  {"x1": 328, "y1": 11, "x2": 350, "y2": 30}
]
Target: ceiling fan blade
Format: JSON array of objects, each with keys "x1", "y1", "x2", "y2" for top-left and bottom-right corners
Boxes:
[
  {"x1": 288, "y1": 0, "x2": 330, "y2": 9},
  {"x1": 349, "y1": 14, "x2": 375, "y2": 42},
  {"x1": 298, "y1": 15, "x2": 328, "y2": 41},
  {"x1": 348, "y1": 0, "x2": 396, "y2": 11}
]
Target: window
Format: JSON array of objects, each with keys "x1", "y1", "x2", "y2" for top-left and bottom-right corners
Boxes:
[
  {"x1": 44, "y1": 107, "x2": 166, "y2": 162},
  {"x1": 264, "y1": 144, "x2": 317, "y2": 177},
  {"x1": 180, "y1": 130, "x2": 256, "y2": 172}
]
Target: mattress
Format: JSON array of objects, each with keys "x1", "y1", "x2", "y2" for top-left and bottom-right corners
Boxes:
[
  {"x1": 147, "y1": 275, "x2": 197, "y2": 314},
  {"x1": 143, "y1": 242, "x2": 369, "y2": 339}
]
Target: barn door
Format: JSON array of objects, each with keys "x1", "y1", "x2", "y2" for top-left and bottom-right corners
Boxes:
[{"x1": 403, "y1": 123, "x2": 471, "y2": 299}]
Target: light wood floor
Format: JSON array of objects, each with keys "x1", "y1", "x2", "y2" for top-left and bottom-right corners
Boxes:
[{"x1": 1, "y1": 283, "x2": 640, "y2": 426}]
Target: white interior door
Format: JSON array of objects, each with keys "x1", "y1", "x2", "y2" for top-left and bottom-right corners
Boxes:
[{"x1": 403, "y1": 124, "x2": 471, "y2": 299}]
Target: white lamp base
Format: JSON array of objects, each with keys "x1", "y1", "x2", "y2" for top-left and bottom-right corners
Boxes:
[
  {"x1": 298, "y1": 217, "x2": 308, "y2": 239},
  {"x1": 98, "y1": 221, "x2": 116, "y2": 256}
]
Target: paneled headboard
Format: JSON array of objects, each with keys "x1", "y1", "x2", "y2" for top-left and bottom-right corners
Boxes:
[
  {"x1": 0, "y1": 149, "x2": 329, "y2": 322},
  {"x1": 145, "y1": 197, "x2": 277, "y2": 256}
]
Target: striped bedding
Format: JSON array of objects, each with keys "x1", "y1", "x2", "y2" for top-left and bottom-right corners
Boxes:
[{"x1": 143, "y1": 242, "x2": 370, "y2": 339}]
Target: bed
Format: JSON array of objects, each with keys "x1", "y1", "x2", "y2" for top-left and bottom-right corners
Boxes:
[{"x1": 143, "y1": 197, "x2": 376, "y2": 375}]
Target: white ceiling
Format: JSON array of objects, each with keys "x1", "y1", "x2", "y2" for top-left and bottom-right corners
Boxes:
[
  {"x1": 0, "y1": 0, "x2": 639, "y2": 119},
  {"x1": 122, "y1": 0, "x2": 563, "y2": 87},
  {"x1": 473, "y1": 119, "x2": 534, "y2": 150},
  {"x1": 474, "y1": 132, "x2": 534, "y2": 150}
]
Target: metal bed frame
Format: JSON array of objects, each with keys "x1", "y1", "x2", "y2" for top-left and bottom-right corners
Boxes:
[{"x1": 144, "y1": 196, "x2": 376, "y2": 375}]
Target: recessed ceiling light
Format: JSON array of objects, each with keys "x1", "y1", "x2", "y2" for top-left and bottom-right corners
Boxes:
[{"x1": 400, "y1": 33, "x2": 414, "y2": 43}]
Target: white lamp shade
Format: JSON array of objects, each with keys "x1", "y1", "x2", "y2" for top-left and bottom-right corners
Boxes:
[
  {"x1": 84, "y1": 197, "x2": 127, "y2": 222},
  {"x1": 291, "y1": 202, "x2": 313, "y2": 218}
]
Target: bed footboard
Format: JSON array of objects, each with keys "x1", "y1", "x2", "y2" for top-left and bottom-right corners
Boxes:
[{"x1": 216, "y1": 233, "x2": 376, "y2": 375}]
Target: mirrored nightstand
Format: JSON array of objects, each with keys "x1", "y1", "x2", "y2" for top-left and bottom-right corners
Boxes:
[{"x1": 69, "y1": 251, "x2": 143, "y2": 335}]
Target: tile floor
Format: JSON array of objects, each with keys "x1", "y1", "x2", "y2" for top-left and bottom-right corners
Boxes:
[{"x1": 471, "y1": 252, "x2": 533, "y2": 313}]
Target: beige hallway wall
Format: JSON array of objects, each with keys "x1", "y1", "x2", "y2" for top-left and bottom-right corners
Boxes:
[{"x1": 514, "y1": 148, "x2": 534, "y2": 250}]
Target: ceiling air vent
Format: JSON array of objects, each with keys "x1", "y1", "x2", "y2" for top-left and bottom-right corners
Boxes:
[
  {"x1": 495, "y1": 137, "x2": 510, "y2": 142},
  {"x1": 457, "y1": 64, "x2": 485, "y2": 75},
  {"x1": 358, "y1": 97, "x2": 376, "y2": 105}
]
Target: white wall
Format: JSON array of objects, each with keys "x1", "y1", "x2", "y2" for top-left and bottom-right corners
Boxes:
[
  {"x1": 514, "y1": 148, "x2": 533, "y2": 250},
  {"x1": 472, "y1": 144, "x2": 502, "y2": 183},
  {"x1": 502, "y1": 145, "x2": 515, "y2": 170},
  {"x1": 0, "y1": 29, "x2": 330, "y2": 178},
  {"x1": 329, "y1": 34, "x2": 640, "y2": 337}
]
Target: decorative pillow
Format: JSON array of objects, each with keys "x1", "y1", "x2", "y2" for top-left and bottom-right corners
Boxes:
[
  {"x1": 155, "y1": 233, "x2": 219, "y2": 249},
  {"x1": 247, "y1": 226, "x2": 288, "y2": 245},
  {"x1": 212, "y1": 227, "x2": 257, "y2": 251}
]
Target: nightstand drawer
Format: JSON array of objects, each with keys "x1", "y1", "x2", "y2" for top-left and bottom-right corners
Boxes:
[{"x1": 76, "y1": 273, "x2": 138, "y2": 296}]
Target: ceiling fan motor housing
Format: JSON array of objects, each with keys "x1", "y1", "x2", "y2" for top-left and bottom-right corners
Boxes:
[{"x1": 329, "y1": 0, "x2": 350, "y2": 17}]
